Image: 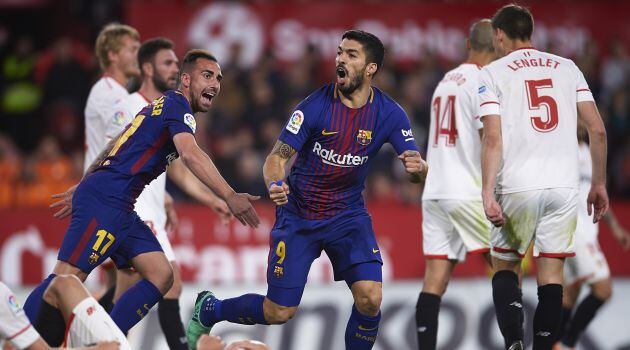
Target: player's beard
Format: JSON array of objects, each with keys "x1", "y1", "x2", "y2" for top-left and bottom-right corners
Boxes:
[
  {"x1": 153, "y1": 73, "x2": 176, "y2": 93},
  {"x1": 338, "y1": 67, "x2": 365, "y2": 96}
]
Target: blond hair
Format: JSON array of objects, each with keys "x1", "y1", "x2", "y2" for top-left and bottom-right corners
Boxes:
[{"x1": 95, "y1": 23, "x2": 140, "y2": 70}]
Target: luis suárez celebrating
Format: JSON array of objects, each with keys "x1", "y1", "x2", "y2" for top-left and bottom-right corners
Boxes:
[{"x1": 188, "y1": 30, "x2": 428, "y2": 349}]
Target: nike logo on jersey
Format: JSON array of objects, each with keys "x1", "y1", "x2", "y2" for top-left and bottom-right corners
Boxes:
[
  {"x1": 358, "y1": 325, "x2": 378, "y2": 331},
  {"x1": 321, "y1": 129, "x2": 339, "y2": 136},
  {"x1": 372, "y1": 248, "x2": 379, "y2": 253}
]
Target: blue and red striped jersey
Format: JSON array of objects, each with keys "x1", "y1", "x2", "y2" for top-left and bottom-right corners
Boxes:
[
  {"x1": 280, "y1": 83, "x2": 419, "y2": 219},
  {"x1": 84, "y1": 90, "x2": 195, "y2": 211}
]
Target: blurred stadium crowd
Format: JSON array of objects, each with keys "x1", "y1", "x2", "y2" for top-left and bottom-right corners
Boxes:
[{"x1": 1, "y1": 1, "x2": 630, "y2": 209}]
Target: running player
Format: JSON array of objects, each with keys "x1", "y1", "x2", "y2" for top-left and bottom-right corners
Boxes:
[
  {"x1": 416, "y1": 19, "x2": 496, "y2": 350},
  {"x1": 479, "y1": 5, "x2": 608, "y2": 350},
  {"x1": 553, "y1": 129, "x2": 630, "y2": 350},
  {"x1": 105, "y1": 38, "x2": 231, "y2": 350},
  {"x1": 23, "y1": 49, "x2": 260, "y2": 346},
  {"x1": 22, "y1": 22, "x2": 141, "y2": 334},
  {"x1": 1, "y1": 278, "x2": 123, "y2": 350},
  {"x1": 187, "y1": 30, "x2": 427, "y2": 350}
]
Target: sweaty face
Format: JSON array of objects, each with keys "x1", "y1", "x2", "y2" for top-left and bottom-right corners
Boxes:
[
  {"x1": 115, "y1": 35, "x2": 141, "y2": 78},
  {"x1": 335, "y1": 39, "x2": 368, "y2": 95},
  {"x1": 189, "y1": 58, "x2": 222, "y2": 113},
  {"x1": 151, "y1": 49, "x2": 179, "y2": 93}
]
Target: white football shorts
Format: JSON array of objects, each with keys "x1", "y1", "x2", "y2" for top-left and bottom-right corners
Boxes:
[
  {"x1": 491, "y1": 188, "x2": 578, "y2": 261},
  {"x1": 422, "y1": 199, "x2": 491, "y2": 262},
  {"x1": 564, "y1": 234, "x2": 610, "y2": 286}
]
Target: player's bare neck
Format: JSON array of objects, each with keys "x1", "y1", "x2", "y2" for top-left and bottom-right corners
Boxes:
[
  {"x1": 177, "y1": 87, "x2": 194, "y2": 111},
  {"x1": 468, "y1": 51, "x2": 495, "y2": 67},
  {"x1": 138, "y1": 83, "x2": 161, "y2": 102},
  {"x1": 339, "y1": 84, "x2": 371, "y2": 109},
  {"x1": 508, "y1": 39, "x2": 534, "y2": 53},
  {"x1": 105, "y1": 68, "x2": 129, "y2": 88}
]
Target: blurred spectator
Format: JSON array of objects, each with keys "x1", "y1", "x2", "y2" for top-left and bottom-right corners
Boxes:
[
  {"x1": 1, "y1": 36, "x2": 42, "y2": 151},
  {"x1": 15, "y1": 135, "x2": 79, "y2": 208},
  {"x1": 0, "y1": 133, "x2": 21, "y2": 208}
]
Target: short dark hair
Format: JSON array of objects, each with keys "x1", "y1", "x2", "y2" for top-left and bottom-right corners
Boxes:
[
  {"x1": 491, "y1": 4, "x2": 534, "y2": 41},
  {"x1": 341, "y1": 30, "x2": 385, "y2": 75},
  {"x1": 181, "y1": 49, "x2": 218, "y2": 74},
  {"x1": 469, "y1": 19, "x2": 494, "y2": 53},
  {"x1": 138, "y1": 38, "x2": 174, "y2": 68}
]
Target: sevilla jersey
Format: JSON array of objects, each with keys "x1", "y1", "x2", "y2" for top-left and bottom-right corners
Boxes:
[
  {"x1": 85, "y1": 90, "x2": 196, "y2": 211},
  {"x1": 106, "y1": 92, "x2": 167, "y2": 230},
  {"x1": 279, "y1": 83, "x2": 419, "y2": 219},
  {"x1": 0, "y1": 282, "x2": 40, "y2": 349},
  {"x1": 84, "y1": 76, "x2": 129, "y2": 173},
  {"x1": 478, "y1": 48, "x2": 595, "y2": 194},
  {"x1": 423, "y1": 63, "x2": 484, "y2": 200}
]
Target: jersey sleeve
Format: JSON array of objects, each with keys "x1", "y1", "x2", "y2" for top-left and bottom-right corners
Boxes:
[
  {"x1": 478, "y1": 67, "x2": 501, "y2": 118},
  {"x1": 575, "y1": 65, "x2": 595, "y2": 103},
  {"x1": 161, "y1": 95, "x2": 196, "y2": 138},
  {"x1": 0, "y1": 283, "x2": 39, "y2": 349},
  {"x1": 277, "y1": 95, "x2": 319, "y2": 152},
  {"x1": 387, "y1": 105, "x2": 420, "y2": 154},
  {"x1": 104, "y1": 102, "x2": 135, "y2": 141},
  {"x1": 465, "y1": 79, "x2": 484, "y2": 130}
]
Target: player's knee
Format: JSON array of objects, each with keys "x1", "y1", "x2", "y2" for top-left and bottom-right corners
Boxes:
[
  {"x1": 354, "y1": 288, "x2": 382, "y2": 316},
  {"x1": 147, "y1": 263, "x2": 174, "y2": 295},
  {"x1": 44, "y1": 275, "x2": 82, "y2": 304},
  {"x1": 164, "y1": 272, "x2": 182, "y2": 298},
  {"x1": 592, "y1": 281, "x2": 612, "y2": 301}
]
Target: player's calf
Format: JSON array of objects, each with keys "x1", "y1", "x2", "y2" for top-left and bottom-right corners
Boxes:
[
  {"x1": 36, "y1": 275, "x2": 85, "y2": 346},
  {"x1": 263, "y1": 298, "x2": 298, "y2": 324}
]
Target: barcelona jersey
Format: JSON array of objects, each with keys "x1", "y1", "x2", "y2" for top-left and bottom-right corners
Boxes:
[
  {"x1": 84, "y1": 90, "x2": 196, "y2": 211},
  {"x1": 279, "y1": 83, "x2": 419, "y2": 219}
]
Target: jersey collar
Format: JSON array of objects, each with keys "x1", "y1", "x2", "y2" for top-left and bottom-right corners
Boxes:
[
  {"x1": 333, "y1": 83, "x2": 374, "y2": 104},
  {"x1": 508, "y1": 46, "x2": 537, "y2": 54}
]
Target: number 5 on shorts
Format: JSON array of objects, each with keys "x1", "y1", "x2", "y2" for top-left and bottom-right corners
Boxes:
[
  {"x1": 92, "y1": 229, "x2": 115, "y2": 254},
  {"x1": 276, "y1": 241, "x2": 286, "y2": 265}
]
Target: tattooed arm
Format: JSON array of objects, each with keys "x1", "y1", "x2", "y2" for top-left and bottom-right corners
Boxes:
[{"x1": 263, "y1": 140, "x2": 297, "y2": 205}]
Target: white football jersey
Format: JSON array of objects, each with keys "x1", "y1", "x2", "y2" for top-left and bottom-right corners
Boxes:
[
  {"x1": 83, "y1": 76, "x2": 129, "y2": 173},
  {"x1": 423, "y1": 63, "x2": 484, "y2": 200},
  {"x1": 107, "y1": 92, "x2": 167, "y2": 233},
  {"x1": 577, "y1": 142, "x2": 598, "y2": 239},
  {"x1": 0, "y1": 282, "x2": 40, "y2": 349},
  {"x1": 478, "y1": 48, "x2": 594, "y2": 194}
]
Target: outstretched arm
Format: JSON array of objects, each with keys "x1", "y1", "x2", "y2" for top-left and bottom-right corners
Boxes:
[
  {"x1": 263, "y1": 141, "x2": 296, "y2": 206},
  {"x1": 167, "y1": 159, "x2": 232, "y2": 222},
  {"x1": 173, "y1": 133, "x2": 259, "y2": 227}
]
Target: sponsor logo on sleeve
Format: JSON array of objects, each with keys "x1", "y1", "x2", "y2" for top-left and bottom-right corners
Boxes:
[
  {"x1": 112, "y1": 111, "x2": 127, "y2": 126},
  {"x1": 478, "y1": 86, "x2": 486, "y2": 94},
  {"x1": 184, "y1": 113, "x2": 197, "y2": 133},
  {"x1": 402, "y1": 129, "x2": 414, "y2": 142},
  {"x1": 286, "y1": 110, "x2": 304, "y2": 134},
  {"x1": 8, "y1": 295, "x2": 21, "y2": 315}
]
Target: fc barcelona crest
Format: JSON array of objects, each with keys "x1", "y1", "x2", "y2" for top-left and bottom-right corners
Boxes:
[{"x1": 356, "y1": 129, "x2": 372, "y2": 146}]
